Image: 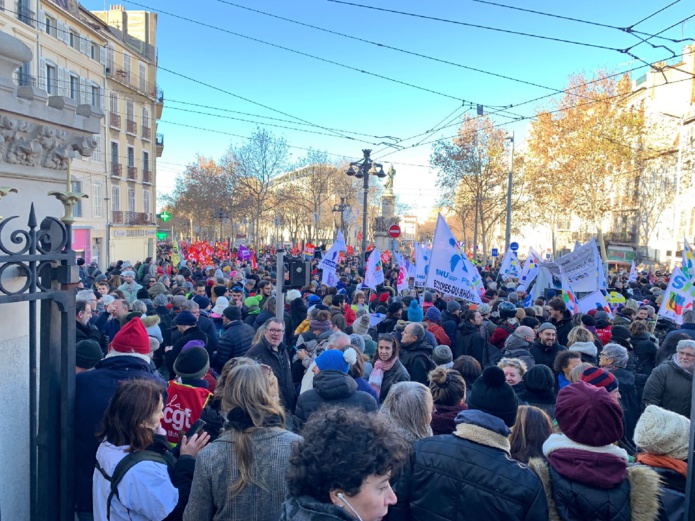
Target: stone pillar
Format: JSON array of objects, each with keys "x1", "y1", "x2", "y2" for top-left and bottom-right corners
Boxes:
[{"x1": 374, "y1": 165, "x2": 398, "y2": 252}]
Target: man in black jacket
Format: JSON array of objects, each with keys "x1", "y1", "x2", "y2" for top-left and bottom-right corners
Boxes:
[
  {"x1": 441, "y1": 300, "x2": 461, "y2": 346},
  {"x1": 170, "y1": 300, "x2": 218, "y2": 359},
  {"x1": 455, "y1": 309, "x2": 486, "y2": 363},
  {"x1": 76, "y1": 300, "x2": 107, "y2": 355},
  {"x1": 246, "y1": 317, "x2": 295, "y2": 412},
  {"x1": 531, "y1": 323, "x2": 567, "y2": 368},
  {"x1": 399, "y1": 322, "x2": 434, "y2": 385},
  {"x1": 165, "y1": 310, "x2": 209, "y2": 376},
  {"x1": 213, "y1": 306, "x2": 255, "y2": 372},
  {"x1": 549, "y1": 297, "x2": 573, "y2": 347}
]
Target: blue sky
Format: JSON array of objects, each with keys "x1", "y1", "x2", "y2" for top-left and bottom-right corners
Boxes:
[{"x1": 83, "y1": 0, "x2": 694, "y2": 217}]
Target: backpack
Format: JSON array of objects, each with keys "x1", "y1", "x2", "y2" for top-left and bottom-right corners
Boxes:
[{"x1": 95, "y1": 450, "x2": 174, "y2": 521}]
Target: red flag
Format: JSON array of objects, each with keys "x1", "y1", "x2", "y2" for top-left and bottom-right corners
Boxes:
[
  {"x1": 251, "y1": 253, "x2": 257, "y2": 269},
  {"x1": 346, "y1": 245, "x2": 354, "y2": 256}
]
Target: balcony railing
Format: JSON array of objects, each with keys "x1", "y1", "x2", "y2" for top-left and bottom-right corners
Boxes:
[
  {"x1": 142, "y1": 170, "x2": 152, "y2": 184},
  {"x1": 109, "y1": 113, "x2": 121, "y2": 129},
  {"x1": 111, "y1": 163, "x2": 122, "y2": 177},
  {"x1": 142, "y1": 126, "x2": 151, "y2": 140},
  {"x1": 126, "y1": 120, "x2": 137, "y2": 135},
  {"x1": 16, "y1": 1, "x2": 35, "y2": 28},
  {"x1": 127, "y1": 166, "x2": 137, "y2": 181},
  {"x1": 112, "y1": 211, "x2": 153, "y2": 225},
  {"x1": 605, "y1": 231, "x2": 635, "y2": 244},
  {"x1": 156, "y1": 133, "x2": 164, "y2": 146}
]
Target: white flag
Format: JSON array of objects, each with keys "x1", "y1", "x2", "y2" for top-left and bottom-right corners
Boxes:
[
  {"x1": 318, "y1": 231, "x2": 346, "y2": 272},
  {"x1": 628, "y1": 261, "x2": 638, "y2": 283},
  {"x1": 424, "y1": 214, "x2": 482, "y2": 303},
  {"x1": 658, "y1": 267, "x2": 695, "y2": 325},
  {"x1": 519, "y1": 248, "x2": 542, "y2": 286},
  {"x1": 364, "y1": 248, "x2": 384, "y2": 290},
  {"x1": 321, "y1": 268, "x2": 337, "y2": 287},
  {"x1": 414, "y1": 243, "x2": 430, "y2": 288},
  {"x1": 498, "y1": 247, "x2": 520, "y2": 280},
  {"x1": 578, "y1": 291, "x2": 613, "y2": 318},
  {"x1": 395, "y1": 253, "x2": 410, "y2": 294}
]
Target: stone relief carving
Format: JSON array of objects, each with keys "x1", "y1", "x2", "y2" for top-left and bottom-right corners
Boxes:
[{"x1": 0, "y1": 115, "x2": 96, "y2": 169}]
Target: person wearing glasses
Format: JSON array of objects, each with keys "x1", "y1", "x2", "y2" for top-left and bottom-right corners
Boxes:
[
  {"x1": 642, "y1": 339, "x2": 694, "y2": 418},
  {"x1": 247, "y1": 318, "x2": 295, "y2": 413}
]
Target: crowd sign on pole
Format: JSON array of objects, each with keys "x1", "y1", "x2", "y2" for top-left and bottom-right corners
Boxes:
[
  {"x1": 364, "y1": 247, "x2": 385, "y2": 290},
  {"x1": 424, "y1": 214, "x2": 482, "y2": 303},
  {"x1": 628, "y1": 261, "x2": 638, "y2": 283},
  {"x1": 682, "y1": 238, "x2": 694, "y2": 279},
  {"x1": 658, "y1": 267, "x2": 695, "y2": 325},
  {"x1": 552, "y1": 238, "x2": 602, "y2": 293},
  {"x1": 519, "y1": 248, "x2": 542, "y2": 286},
  {"x1": 491, "y1": 248, "x2": 498, "y2": 258},
  {"x1": 414, "y1": 243, "x2": 430, "y2": 288},
  {"x1": 498, "y1": 247, "x2": 520, "y2": 280},
  {"x1": 318, "y1": 231, "x2": 346, "y2": 273}
]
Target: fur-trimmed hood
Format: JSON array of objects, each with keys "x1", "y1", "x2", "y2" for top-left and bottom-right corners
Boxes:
[
  {"x1": 528, "y1": 458, "x2": 662, "y2": 521},
  {"x1": 140, "y1": 314, "x2": 161, "y2": 328}
]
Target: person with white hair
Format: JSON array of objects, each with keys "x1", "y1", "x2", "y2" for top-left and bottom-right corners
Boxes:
[{"x1": 642, "y1": 339, "x2": 694, "y2": 418}]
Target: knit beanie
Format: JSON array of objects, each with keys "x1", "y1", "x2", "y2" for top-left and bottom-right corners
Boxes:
[
  {"x1": 477, "y1": 303, "x2": 491, "y2": 316},
  {"x1": 310, "y1": 316, "x2": 333, "y2": 333},
  {"x1": 136, "y1": 288, "x2": 149, "y2": 300},
  {"x1": 555, "y1": 381, "x2": 623, "y2": 446},
  {"x1": 211, "y1": 297, "x2": 229, "y2": 316},
  {"x1": 634, "y1": 405, "x2": 690, "y2": 461},
  {"x1": 153, "y1": 293, "x2": 168, "y2": 307},
  {"x1": 110, "y1": 318, "x2": 150, "y2": 355},
  {"x1": 447, "y1": 300, "x2": 461, "y2": 313},
  {"x1": 349, "y1": 334, "x2": 365, "y2": 353},
  {"x1": 610, "y1": 325, "x2": 631, "y2": 342},
  {"x1": 467, "y1": 366, "x2": 519, "y2": 427},
  {"x1": 286, "y1": 289, "x2": 302, "y2": 302},
  {"x1": 213, "y1": 286, "x2": 228, "y2": 297},
  {"x1": 522, "y1": 364, "x2": 555, "y2": 393},
  {"x1": 76, "y1": 339, "x2": 103, "y2": 369},
  {"x1": 173, "y1": 310, "x2": 197, "y2": 326},
  {"x1": 388, "y1": 302, "x2": 402, "y2": 315},
  {"x1": 192, "y1": 295, "x2": 211, "y2": 310},
  {"x1": 174, "y1": 346, "x2": 210, "y2": 380},
  {"x1": 315, "y1": 348, "x2": 357, "y2": 373},
  {"x1": 353, "y1": 314, "x2": 371, "y2": 336},
  {"x1": 408, "y1": 301, "x2": 424, "y2": 322},
  {"x1": 245, "y1": 295, "x2": 262, "y2": 315},
  {"x1": 223, "y1": 305, "x2": 241, "y2": 321},
  {"x1": 433, "y1": 345, "x2": 453, "y2": 366},
  {"x1": 378, "y1": 292, "x2": 390, "y2": 303},
  {"x1": 425, "y1": 306, "x2": 442, "y2": 323},
  {"x1": 423, "y1": 291, "x2": 433, "y2": 303},
  {"x1": 581, "y1": 366, "x2": 618, "y2": 393}
]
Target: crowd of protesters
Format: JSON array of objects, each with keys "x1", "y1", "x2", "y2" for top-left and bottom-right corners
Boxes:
[{"x1": 72, "y1": 251, "x2": 692, "y2": 521}]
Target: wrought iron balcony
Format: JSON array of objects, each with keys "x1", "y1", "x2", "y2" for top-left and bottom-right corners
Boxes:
[
  {"x1": 126, "y1": 120, "x2": 137, "y2": 135},
  {"x1": 127, "y1": 166, "x2": 137, "y2": 181},
  {"x1": 142, "y1": 170, "x2": 152, "y2": 184},
  {"x1": 111, "y1": 163, "x2": 122, "y2": 177},
  {"x1": 142, "y1": 126, "x2": 151, "y2": 140},
  {"x1": 109, "y1": 113, "x2": 121, "y2": 129}
]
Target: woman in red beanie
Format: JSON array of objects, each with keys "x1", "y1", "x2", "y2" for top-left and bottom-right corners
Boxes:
[{"x1": 528, "y1": 381, "x2": 661, "y2": 521}]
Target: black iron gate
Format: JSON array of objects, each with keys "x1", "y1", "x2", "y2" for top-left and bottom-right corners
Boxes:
[{"x1": 0, "y1": 203, "x2": 77, "y2": 521}]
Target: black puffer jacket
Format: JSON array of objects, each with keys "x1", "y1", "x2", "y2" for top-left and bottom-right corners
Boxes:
[
  {"x1": 246, "y1": 337, "x2": 295, "y2": 413},
  {"x1": 454, "y1": 321, "x2": 486, "y2": 362},
  {"x1": 642, "y1": 360, "x2": 693, "y2": 417},
  {"x1": 440, "y1": 310, "x2": 459, "y2": 346},
  {"x1": 399, "y1": 339, "x2": 434, "y2": 385},
  {"x1": 213, "y1": 319, "x2": 256, "y2": 372},
  {"x1": 630, "y1": 332, "x2": 657, "y2": 376},
  {"x1": 389, "y1": 413, "x2": 548, "y2": 521},
  {"x1": 294, "y1": 370, "x2": 377, "y2": 431},
  {"x1": 552, "y1": 311, "x2": 574, "y2": 347},
  {"x1": 530, "y1": 341, "x2": 567, "y2": 368},
  {"x1": 379, "y1": 359, "x2": 410, "y2": 402}
]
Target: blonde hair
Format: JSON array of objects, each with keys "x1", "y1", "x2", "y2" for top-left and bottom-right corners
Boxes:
[
  {"x1": 222, "y1": 364, "x2": 286, "y2": 496},
  {"x1": 567, "y1": 326, "x2": 594, "y2": 346},
  {"x1": 380, "y1": 381, "x2": 433, "y2": 441},
  {"x1": 252, "y1": 324, "x2": 266, "y2": 345},
  {"x1": 498, "y1": 357, "x2": 528, "y2": 377}
]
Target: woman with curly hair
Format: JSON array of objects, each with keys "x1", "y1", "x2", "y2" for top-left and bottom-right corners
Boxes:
[{"x1": 280, "y1": 407, "x2": 409, "y2": 521}]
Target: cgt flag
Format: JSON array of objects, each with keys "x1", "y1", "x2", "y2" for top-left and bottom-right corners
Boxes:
[{"x1": 424, "y1": 214, "x2": 482, "y2": 303}]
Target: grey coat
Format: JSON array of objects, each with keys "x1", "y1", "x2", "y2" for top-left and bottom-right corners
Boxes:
[
  {"x1": 641, "y1": 359, "x2": 693, "y2": 418},
  {"x1": 184, "y1": 427, "x2": 301, "y2": 521}
]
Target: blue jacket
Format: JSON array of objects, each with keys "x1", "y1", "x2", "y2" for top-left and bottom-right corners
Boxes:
[{"x1": 74, "y1": 355, "x2": 166, "y2": 514}]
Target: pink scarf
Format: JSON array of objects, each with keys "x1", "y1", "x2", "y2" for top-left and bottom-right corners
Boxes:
[{"x1": 369, "y1": 357, "x2": 398, "y2": 395}]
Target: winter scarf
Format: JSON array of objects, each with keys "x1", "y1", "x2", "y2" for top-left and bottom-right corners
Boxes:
[
  {"x1": 369, "y1": 356, "x2": 398, "y2": 395},
  {"x1": 636, "y1": 453, "x2": 687, "y2": 477},
  {"x1": 543, "y1": 433, "x2": 628, "y2": 489}
]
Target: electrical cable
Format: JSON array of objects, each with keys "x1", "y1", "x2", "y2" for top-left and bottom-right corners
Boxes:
[{"x1": 627, "y1": 0, "x2": 681, "y2": 30}]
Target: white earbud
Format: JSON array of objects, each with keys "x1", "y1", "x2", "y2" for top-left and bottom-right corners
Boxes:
[{"x1": 337, "y1": 492, "x2": 364, "y2": 521}]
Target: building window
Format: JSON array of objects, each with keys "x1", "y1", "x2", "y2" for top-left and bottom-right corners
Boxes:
[
  {"x1": 45, "y1": 16, "x2": 56, "y2": 37},
  {"x1": 111, "y1": 185, "x2": 120, "y2": 211},
  {"x1": 122, "y1": 54, "x2": 131, "y2": 84},
  {"x1": 91, "y1": 84, "x2": 100, "y2": 107},
  {"x1": 109, "y1": 92, "x2": 118, "y2": 113},
  {"x1": 142, "y1": 107, "x2": 150, "y2": 130},
  {"x1": 69, "y1": 31, "x2": 78, "y2": 49},
  {"x1": 46, "y1": 63, "x2": 56, "y2": 95},
  {"x1": 92, "y1": 182, "x2": 103, "y2": 218},
  {"x1": 139, "y1": 62, "x2": 146, "y2": 92},
  {"x1": 111, "y1": 141, "x2": 119, "y2": 170},
  {"x1": 143, "y1": 189, "x2": 151, "y2": 217},
  {"x1": 92, "y1": 135, "x2": 102, "y2": 163},
  {"x1": 127, "y1": 147, "x2": 135, "y2": 168},
  {"x1": 69, "y1": 74, "x2": 79, "y2": 102},
  {"x1": 106, "y1": 45, "x2": 115, "y2": 72},
  {"x1": 127, "y1": 189, "x2": 135, "y2": 212},
  {"x1": 142, "y1": 150, "x2": 150, "y2": 173},
  {"x1": 71, "y1": 181, "x2": 82, "y2": 217},
  {"x1": 90, "y1": 43, "x2": 97, "y2": 61},
  {"x1": 126, "y1": 99, "x2": 134, "y2": 121}
]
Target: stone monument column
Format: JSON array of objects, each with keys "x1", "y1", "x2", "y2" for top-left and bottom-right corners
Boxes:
[{"x1": 375, "y1": 165, "x2": 398, "y2": 252}]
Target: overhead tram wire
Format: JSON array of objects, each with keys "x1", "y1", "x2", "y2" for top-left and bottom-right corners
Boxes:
[
  {"x1": 472, "y1": 0, "x2": 691, "y2": 44},
  {"x1": 326, "y1": 0, "x2": 630, "y2": 52},
  {"x1": 125, "y1": 1, "x2": 508, "y2": 111},
  {"x1": 214, "y1": 0, "x2": 579, "y2": 97},
  {"x1": 627, "y1": 0, "x2": 682, "y2": 30}
]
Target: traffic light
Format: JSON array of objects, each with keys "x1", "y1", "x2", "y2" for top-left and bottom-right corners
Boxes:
[{"x1": 157, "y1": 211, "x2": 171, "y2": 222}]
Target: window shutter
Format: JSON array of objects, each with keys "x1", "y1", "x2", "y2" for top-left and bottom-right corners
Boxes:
[
  {"x1": 79, "y1": 34, "x2": 87, "y2": 55},
  {"x1": 56, "y1": 21, "x2": 65, "y2": 42},
  {"x1": 56, "y1": 67, "x2": 65, "y2": 97},
  {"x1": 99, "y1": 46, "x2": 106, "y2": 66},
  {"x1": 38, "y1": 10, "x2": 46, "y2": 31},
  {"x1": 99, "y1": 85, "x2": 105, "y2": 111},
  {"x1": 80, "y1": 77, "x2": 87, "y2": 104},
  {"x1": 38, "y1": 58, "x2": 46, "y2": 91}
]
